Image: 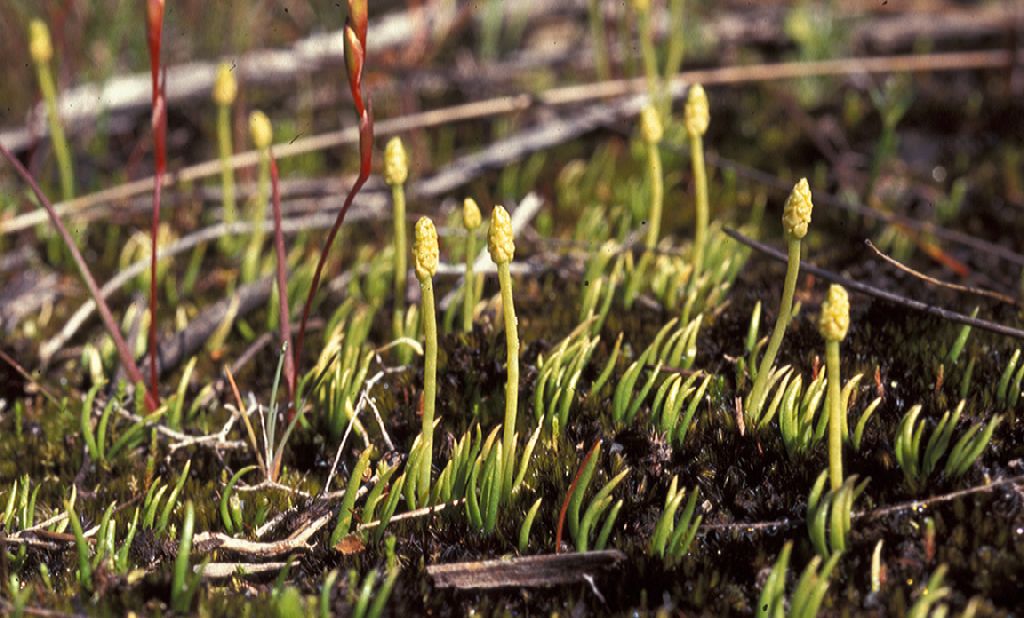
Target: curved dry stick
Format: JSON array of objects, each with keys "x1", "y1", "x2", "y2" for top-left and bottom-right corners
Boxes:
[
  {"x1": 0, "y1": 143, "x2": 156, "y2": 411},
  {"x1": 864, "y1": 239, "x2": 1018, "y2": 306}
]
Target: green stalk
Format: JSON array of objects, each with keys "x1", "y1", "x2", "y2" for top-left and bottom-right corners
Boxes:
[
  {"x1": 635, "y1": 0, "x2": 660, "y2": 106},
  {"x1": 171, "y1": 500, "x2": 195, "y2": 613},
  {"x1": 36, "y1": 62, "x2": 74, "y2": 201},
  {"x1": 418, "y1": 271, "x2": 437, "y2": 503},
  {"x1": 462, "y1": 229, "x2": 477, "y2": 333},
  {"x1": 413, "y1": 217, "x2": 439, "y2": 506},
  {"x1": 497, "y1": 260, "x2": 519, "y2": 493},
  {"x1": 747, "y1": 239, "x2": 802, "y2": 420},
  {"x1": 689, "y1": 133, "x2": 708, "y2": 279},
  {"x1": 588, "y1": 0, "x2": 611, "y2": 81},
  {"x1": 825, "y1": 340, "x2": 843, "y2": 489},
  {"x1": 391, "y1": 183, "x2": 407, "y2": 339},
  {"x1": 217, "y1": 104, "x2": 236, "y2": 230},
  {"x1": 644, "y1": 135, "x2": 664, "y2": 250}
]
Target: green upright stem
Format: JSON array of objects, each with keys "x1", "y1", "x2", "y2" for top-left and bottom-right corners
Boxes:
[
  {"x1": 746, "y1": 239, "x2": 802, "y2": 422},
  {"x1": 637, "y1": 7, "x2": 660, "y2": 106},
  {"x1": 825, "y1": 340, "x2": 843, "y2": 490},
  {"x1": 644, "y1": 141, "x2": 664, "y2": 250},
  {"x1": 242, "y1": 152, "x2": 270, "y2": 282},
  {"x1": 418, "y1": 275, "x2": 437, "y2": 504},
  {"x1": 462, "y1": 231, "x2": 477, "y2": 333},
  {"x1": 36, "y1": 62, "x2": 73, "y2": 201},
  {"x1": 217, "y1": 104, "x2": 236, "y2": 230},
  {"x1": 392, "y1": 184, "x2": 408, "y2": 339},
  {"x1": 690, "y1": 133, "x2": 708, "y2": 279},
  {"x1": 588, "y1": 0, "x2": 611, "y2": 81},
  {"x1": 497, "y1": 261, "x2": 519, "y2": 493}
]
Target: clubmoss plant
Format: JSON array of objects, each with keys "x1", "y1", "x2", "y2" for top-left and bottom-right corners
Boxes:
[
  {"x1": 685, "y1": 84, "x2": 710, "y2": 286},
  {"x1": 819, "y1": 283, "x2": 850, "y2": 490},
  {"x1": 632, "y1": 0, "x2": 659, "y2": 106},
  {"x1": 641, "y1": 105, "x2": 665, "y2": 250},
  {"x1": 29, "y1": 19, "x2": 74, "y2": 201},
  {"x1": 331, "y1": 447, "x2": 373, "y2": 545},
  {"x1": 213, "y1": 63, "x2": 238, "y2": 238},
  {"x1": 243, "y1": 110, "x2": 273, "y2": 282},
  {"x1": 489, "y1": 206, "x2": 520, "y2": 493},
  {"x1": 462, "y1": 198, "x2": 482, "y2": 333},
  {"x1": 385, "y1": 137, "x2": 410, "y2": 345},
  {"x1": 171, "y1": 500, "x2": 205, "y2": 613},
  {"x1": 649, "y1": 475, "x2": 702, "y2": 566},
  {"x1": 414, "y1": 216, "x2": 439, "y2": 503},
  {"x1": 757, "y1": 540, "x2": 839, "y2": 618},
  {"x1": 518, "y1": 497, "x2": 543, "y2": 553},
  {"x1": 745, "y1": 178, "x2": 813, "y2": 430}
]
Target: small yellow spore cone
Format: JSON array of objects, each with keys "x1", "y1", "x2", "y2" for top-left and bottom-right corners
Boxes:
[
  {"x1": 640, "y1": 105, "x2": 663, "y2": 144},
  {"x1": 249, "y1": 111, "x2": 273, "y2": 150},
  {"x1": 782, "y1": 177, "x2": 813, "y2": 240},
  {"x1": 414, "y1": 216, "x2": 439, "y2": 281},
  {"x1": 384, "y1": 136, "x2": 409, "y2": 186},
  {"x1": 29, "y1": 19, "x2": 53, "y2": 64},
  {"x1": 685, "y1": 84, "x2": 710, "y2": 138},
  {"x1": 213, "y1": 63, "x2": 237, "y2": 106},
  {"x1": 488, "y1": 205, "x2": 515, "y2": 265},
  {"x1": 818, "y1": 284, "x2": 850, "y2": 342},
  {"x1": 463, "y1": 198, "x2": 482, "y2": 231}
]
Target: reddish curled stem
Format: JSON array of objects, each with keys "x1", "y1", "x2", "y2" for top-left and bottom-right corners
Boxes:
[
  {"x1": 0, "y1": 143, "x2": 157, "y2": 411},
  {"x1": 555, "y1": 440, "x2": 601, "y2": 554}
]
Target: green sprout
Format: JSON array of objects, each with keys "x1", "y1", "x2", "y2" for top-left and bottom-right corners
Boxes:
[
  {"x1": 461, "y1": 198, "x2": 482, "y2": 333},
  {"x1": 757, "y1": 540, "x2": 839, "y2": 618},
  {"x1": 331, "y1": 447, "x2": 373, "y2": 546},
  {"x1": 641, "y1": 105, "x2": 665, "y2": 250},
  {"x1": 746, "y1": 179, "x2": 814, "y2": 431},
  {"x1": 413, "y1": 216, "x2": 440, "y2": 504},
  {"x1": 385, "y1": 137, "x2": 410, "y2": 346},
  {"x1": 171, "y1": 500, "x2": 205, "y2": 613},
  {"x1": 819, "y1": 284, "x2": 851, "y2": 490},
  {"x1": 558, "y1": 441, "x2": 628, "y2": 552},
  {"x1": 489, "y1": 205, "x2": 520, "y2": 495},
  {"x1": 518, "y1": 497, "x2": 543, "y2": 553},
  {"x1": 806, "y1": 471, "x2": 867, "y2": 558},
  {"x1": 649, "y1": 475, "x2": 702, "y2": 566},
  {"x1": 213, "y1": 63, "x2": 238, "y2": 241},
  {"x1": 907, "y1": 565, "x2": 951, "y2": 618},
  {"x1": 29, "y1": 19, "x2": 74, "y2": 201},
  {"x1": 894, "y1": 401, "x2": 1001, "y2": 494}
]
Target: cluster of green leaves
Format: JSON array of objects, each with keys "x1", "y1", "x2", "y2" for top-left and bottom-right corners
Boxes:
[
  {"x1": 648, "y1": 475, "x2": 702, "y2": 567},
  {"x1": 650, "y1": 371, "x2": 710, "y2": 446},
  {"x1": 612, "y1": 316, "x2": 702, "y2": 427},
  {"x1": 310, "y1": 300, "x2": 375, "y2": 440},
  {"x1": 996, "y1": 348, "x2": 1024, "y2": 409},
  {"x1": 533, "y1": 321, "x2": 600, "y2": 437},
  {"x1": 172, "y1": 501, "x2": 206, "y2": 613},
  {"x1": 328, "y1": 448, "x2": 405, "y2": 546},
  {"x1": 894, "y1": 401, "x2": 1001, "y2": 493},
  {"x1": 80, "y1": 381, "x2": 170, "y2": 466},
  {"x1": 563, "y1": 442, "x2": 628, "y2": 553},
  {"x1": 460, "y1": 425, "x2": 540, "y2": 534},
  {"x1": 906, "y1": 565, "x2": 951, "y2": 618},
  {"x1": 578, "y1": 240, "x2": 623, "y2": 334},
  {"x1": 756, "y1": 541, "x2": 839, "y2": 618},
  {"x1": 142, "y1": 459, "x2": 192, "y2": 534},
  {"x1": 806, "y1": 471, "x2": 868, "y2": 559},
  {"x1": 319, "y1": 537, "x2": 399, "y2": 618}
]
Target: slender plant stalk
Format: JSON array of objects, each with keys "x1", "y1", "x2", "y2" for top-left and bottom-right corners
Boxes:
[
  {"x1": 641, "y1": 105, "x2": 664, "y2": 250},
  {"x1": 214, "y1": 64, "x2": 238, "y2": 239},
  {"x1": 489, "y1": 206, "x2": 519, "y2": 495},
  {"x1": 29, "y1": 20, "x2": 73, "y2": 201},
  {"x1": 244, "y1": 111, "x2": 273, "y2": 282},
  {"x1": 145, "y1": 0, "x2": 167, "y2": 405},
  {"x1": 462, "y1": 198, "x2": 482, "y2": 333},
  {"x1": 685, "y1": 85, "x2": 710, "y2": 286},
  {"x1": 819, "y1": 284, "x2": 851, "y2": 490},
  {"x1": 413, "y1": 217, "x2": 439, "y2": 504},
  {"x1": 746, "y1": 238, "x2": 801, "y2": 418},
  {"x1": 634, "y1": 0, "x2": 660, "y2": 105},
  {"x1": 172, "y1": 500, "x2": 195, "y2": 612},
  {"x1": 0, "y1": 143, "x2": 156, "y2": 411},
  {"x1": 269, "y1": 153, "x2": 296, "y2": 401},
  {"x1": 587, "y1": 0, "x2": 611, "y2": 81},
  {"x1": 385, "y1": 137, "x2": 409, "y2": 344},
  {"x1": 293, "y1": 2, "x2": 372, "y2": 384},
  {"x1": 746, "y1": 179, "x2": 814, "y2": 424}
]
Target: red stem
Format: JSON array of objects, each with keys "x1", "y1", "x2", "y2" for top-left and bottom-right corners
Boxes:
[
  {"x1": 148, "y1": 171, "x2": 162, "y2": 400},
  {"x1": 292, "y1": 108, "x2": 373, "y2": 381},
  {"x1": 554, "y1": 440, "x2": 601, "y2": 554},
  {"x1": 269, "y1": 152, "x2": 296, "y2": 401},
  {"x1": 0, "y1": 143, "x2": 157, "y2": 412}
]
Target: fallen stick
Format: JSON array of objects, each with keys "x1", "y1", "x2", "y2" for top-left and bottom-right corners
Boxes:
[{"x1": 427, "y1": 549, "x2": 626, "y2": 589}]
